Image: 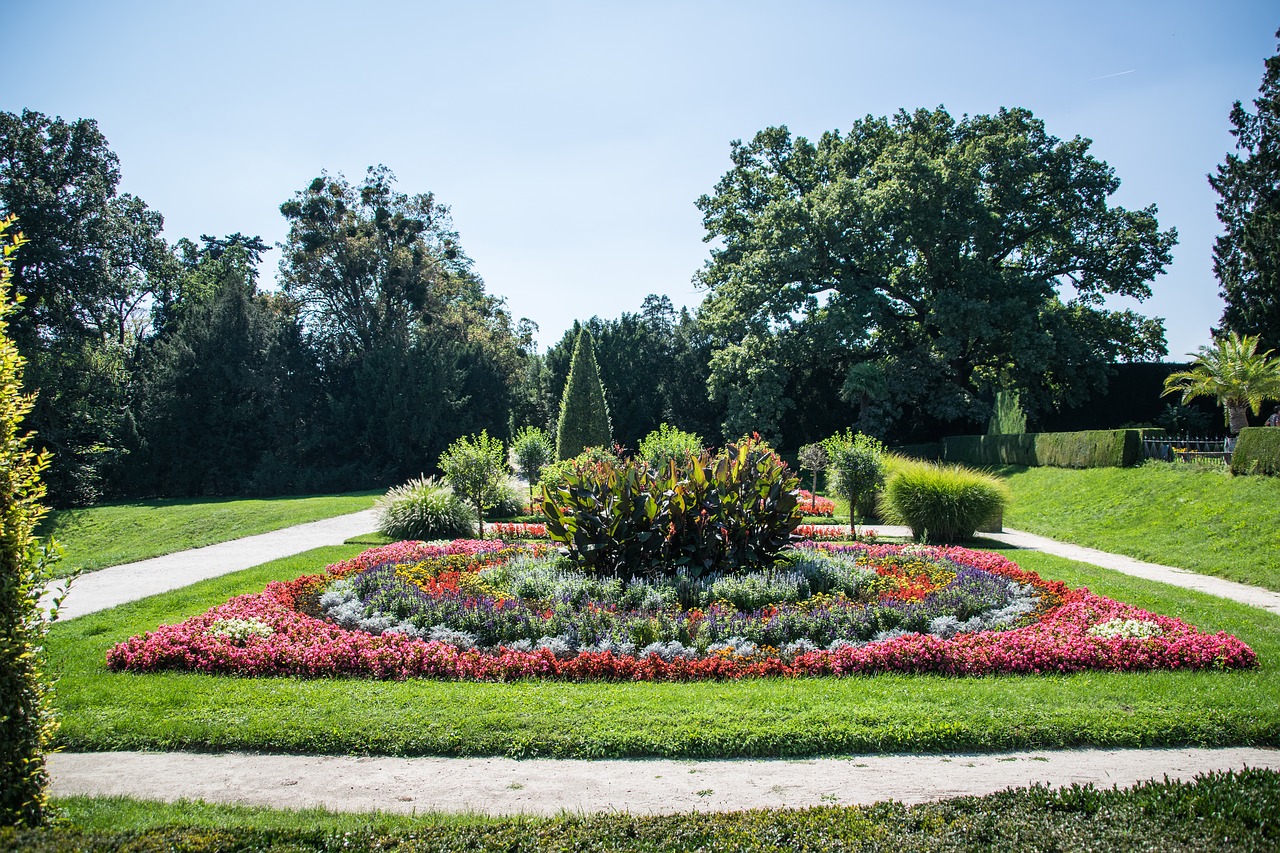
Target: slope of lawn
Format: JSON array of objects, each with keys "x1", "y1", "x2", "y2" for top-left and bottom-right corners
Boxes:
[
  {"x1": 9, "y1": 769, "x2": 1274, "y2": 852},
  {"x1": 998, "y1": 462, "x2": 1280, "y2": 591},
  {"x1": 47, "y1": 544, "x2": 1280, "y2": 759},
  {"x1": 37, "y1": 491, "x2": 380, "y2": 578}
]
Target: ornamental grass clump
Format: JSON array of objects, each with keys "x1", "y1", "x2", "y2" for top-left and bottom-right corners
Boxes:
[
  {"x1": 375, "y1": 477, "x2": 476, "y2": 541},
  {"x1": 878, "y1": 459, "x2": 1009, "y2": 544}
]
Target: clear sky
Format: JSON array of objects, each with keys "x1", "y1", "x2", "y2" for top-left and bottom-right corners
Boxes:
[{"x1": 6, "y1": 1, "x2": 1276, "y2": 356}]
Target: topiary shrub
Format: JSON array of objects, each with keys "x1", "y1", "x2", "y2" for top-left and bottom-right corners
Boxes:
[
  {"x1": 1230, "y1": 426, "x2": 1280, "y2": 476},
  {"x1": 375, "y1": 477, "x2": 476, "y2": 541},
  {"x1": 822, "y1": 430, "x2": 886, "y2": 524},
  {"x1": 878, "y1": 458, "x2": 1009, "y2": 544},
  {"x1": 554, "y1": 329, "x2": 612, "y2": 460}
]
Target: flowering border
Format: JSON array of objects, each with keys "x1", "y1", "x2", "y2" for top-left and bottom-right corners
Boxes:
[{"x1": 106, "y1": 540, "x2": 1256, "y2": 682}]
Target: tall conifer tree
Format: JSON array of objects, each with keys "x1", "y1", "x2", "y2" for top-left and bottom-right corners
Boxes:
[
  {"x1": 555, "y1": 328, "x2": 612, "y2": 459},
  {"x1": 1213, "y1": 29, "x2": 1280, "y2": 351}
]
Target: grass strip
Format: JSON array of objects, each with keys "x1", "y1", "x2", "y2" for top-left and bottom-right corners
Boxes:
[
  {"x1": 38, "y1": 491, "x2": 379, "y2": 578},
  {"x1": 997, "y1": 463, "x2": 1280, "y2": 590},
  {"x1": 8, "y1": 769, "x2": 1278, "y2": 851},
  {"x1": 47, "y1": 544, "x2": 1280, "y2": 759}
]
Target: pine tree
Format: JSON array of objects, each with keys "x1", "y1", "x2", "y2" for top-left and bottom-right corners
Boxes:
[
  {"x1": 555, "y1": 329, "x2": 612, "y2": 460},
  {"x1": 1213, "y1": 29, "x2": 1280, "y2": 350},
  {"x1": 0, "y1": 216, "x2": 62, "y2": 828}
]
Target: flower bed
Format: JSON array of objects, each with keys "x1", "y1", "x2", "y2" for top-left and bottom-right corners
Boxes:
[
  {"x1": 798, "y1": 490, "x2": 836, "y2": 516},
  {"x1": 107, "y1": 539, "x2": 1256, "y2": 682}
]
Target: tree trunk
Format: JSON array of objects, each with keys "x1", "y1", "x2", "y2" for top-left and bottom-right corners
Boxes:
[{"x1": 1227, "y1": 404, "x2": 1250, "y2": 435}]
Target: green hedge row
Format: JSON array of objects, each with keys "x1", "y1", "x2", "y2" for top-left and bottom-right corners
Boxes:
[
  {"x1": 941, "y1": 429, "x2": 1147, "y2": 468},
  {"x1": 1231, "y1": 427, "x2": 1280, "y2": 476},
  {"x1": 7, "y1": 770, "x2": 1276, "y2": 851}
]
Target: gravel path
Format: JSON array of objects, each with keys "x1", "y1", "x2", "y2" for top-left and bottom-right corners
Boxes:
[
  {"x1": 44, "y1": 509, "x2": 378, "y2": 621},
  {"x1": 49, "y1": 747, "x2": 1280, "y2": 816},
  {"x1": 45, "y1": 516, "x2": 1280, "y2": 814}
]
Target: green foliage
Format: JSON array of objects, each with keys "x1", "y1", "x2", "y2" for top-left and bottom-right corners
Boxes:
[
  {"x1": 943, "y1": 430, "x2": 1143, "y2": 468},
  {"x1": 439, "y1": 431, "x2": 507, "y2": 538},
  {"x1": 1163, "y1": 331, "x2": 1280, "y2": 434},
  {"x1": 797, "y1": 441, "x2": 828, "y2": 508},
  {"x1": 0, "y1": 110, "x2": 173, "y2": 505},
  {"x1": 1230, "y1": 427, "x2": 1280, "y2": 476},
  {"x1": 697, "y1": 107, "x2": 1174, "y2": 436},
  {"x1": 822, "y1": 430, "x2": 886, "y2": 522},
  {"x1": 555, "y1": 329, "x2": 612, "y2": 460},
  {"x1": 10, "y1": 769, "x2": 1280, "y2": 851},
  {"x1": 542, "y1": 298, "x2": 721, "y2": 450},
  {"x1": 375, "y1": 477, "x2": 476, "y2": 541},
  {"x1": 509, "y1": 426, "x2": 553, "y2": 504},
  {"x1": 537, "y1": 446, "x2": 622, "y2": 495},
  {"x1": 0, "y1": 217, "x2": 62, "y2": 828},
  {"x1": 1214, "y1": 29, "x2": 1280, "y2": 353},
  {"x1": 879, "y1": 458, "x2": 1009, "y2": 544},
  {"x1": 988, "y1": 389, "x2": 1027, "y2": 435},
  {"x1": 635, "y1": 423, "x2": 703, "y2": 472},
  {"x1": 541, "y1": 435, "x2": 801, "y2": 578}
]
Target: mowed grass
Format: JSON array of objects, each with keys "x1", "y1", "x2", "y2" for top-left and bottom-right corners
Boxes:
[
  {"x1": 998, "y1": 463, "x2": 1280, "y2": 591},
  {"x1": 47, "y1": 544, "x2": 1280, "y2": 759},
  {"x1": 37, "y1": 491, "x2": 380, "y2": 578}
]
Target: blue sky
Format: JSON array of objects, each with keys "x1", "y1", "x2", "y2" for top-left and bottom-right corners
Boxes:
[{"x1": 6, "y1": 1, "x2": 1277, "y2": 356}]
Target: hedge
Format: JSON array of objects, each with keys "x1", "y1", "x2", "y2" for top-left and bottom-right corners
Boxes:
[
  {"x1": 941, "y1": 429, "x2": 1146, "y2": 469},
  {"x1": 1230, "y1": 427, "x2": 1280, "y2": 476}
]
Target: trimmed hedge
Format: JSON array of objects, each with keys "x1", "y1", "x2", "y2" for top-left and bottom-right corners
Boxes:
[
  {"x1": 1230, "y1": 427, "x2": 1280, "y2": 476},
  {"x1": 942, "y1": 429, "x2": 1145, "y2": 469}
]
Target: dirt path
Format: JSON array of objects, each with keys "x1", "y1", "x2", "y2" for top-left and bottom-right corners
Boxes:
[{"x1": 49, "y1": 747, "x2": 1280, "y2": 816}]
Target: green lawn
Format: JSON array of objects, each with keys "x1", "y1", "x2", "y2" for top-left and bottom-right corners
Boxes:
[
  {"x1": 997, "y1": 463, "x2": 1280, "y2": 591},
  {"x1": 47, "y1": 543, "x2": 1280, "y2": 759},
  {"x1": 37, "y1": 491, "x2": 380, "y2": 578}
]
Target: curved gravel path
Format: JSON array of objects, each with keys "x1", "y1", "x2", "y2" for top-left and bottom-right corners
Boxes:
[{"x1": 45, "y1": 516, "x2": 1280, "y2": 814}]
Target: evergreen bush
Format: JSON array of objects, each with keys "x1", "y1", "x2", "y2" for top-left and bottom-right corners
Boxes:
[
  {"x1": 554, "y1": 329, "x2": 612, "y2": 460},
  {"x1": 878, "y1": 458, "x2": 1009, "y2": 544},
  {"x1": 635, "y1": 423, "x2": 703, "y2": 472},
  {"x1": 375, "y1": 477, "x2": 476, "y2": 541},
  {"x1": 0, "y1": 217, "x2": 63, "y2": 828}
]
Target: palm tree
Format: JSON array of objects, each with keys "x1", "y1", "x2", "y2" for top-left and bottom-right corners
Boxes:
[{"x1": 1162, "y1": 332, "x2": 1280, "y2": 434}]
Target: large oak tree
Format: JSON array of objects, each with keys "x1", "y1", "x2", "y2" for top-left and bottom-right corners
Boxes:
[{"x1": 696, "y1": 107, "x2": 1175, "y2": 439}]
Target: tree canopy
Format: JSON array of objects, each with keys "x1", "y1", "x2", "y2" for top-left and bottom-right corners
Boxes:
[
  {"x1": 1213, "y1": 28, "x2": 1280, "y2": 352},
  {"x1": 696, "y1": 106, "x2": 1175, "y2": 439}
]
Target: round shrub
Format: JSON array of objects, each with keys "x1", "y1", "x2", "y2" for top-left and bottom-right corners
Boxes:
[
  {"x1": 376, "y1": 476, "x2": 476, "y2": 541},
  {"x1": 877, "y1": 459, "x2": 1009, "y2": 544},
  {"x1": 485, "y1": 480, "x2": 527, "y2": 518}
]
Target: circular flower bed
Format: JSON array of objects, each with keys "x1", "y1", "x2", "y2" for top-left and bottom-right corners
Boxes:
[{"x1": 107, "y1": 539, "x2": 1257, "y2": 681}]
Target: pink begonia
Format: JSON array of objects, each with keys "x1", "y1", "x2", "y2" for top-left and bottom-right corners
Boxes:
[{"x1": 106, "y1": 539, "x2": 1257, "y2": 682}]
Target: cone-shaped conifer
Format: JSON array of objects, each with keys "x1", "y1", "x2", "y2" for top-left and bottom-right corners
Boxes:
[{"x1": 555, "y1": 328, "x2": 612, "y2": 460}]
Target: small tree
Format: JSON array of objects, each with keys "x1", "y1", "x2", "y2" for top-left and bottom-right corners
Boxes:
[
  {"x1": 555, "y1": 329, "x2": 612, "y2": 460},
  {"x1": 440, "y1": 430, "x2": 507, "y2": 538},
  {"x1": 509, "y1": 426, "x2": 553, "y2": 506},
  {"x1": 988, "y1": 389, "x2": 1027, "y2": 435},
  {"x1": 1162, "y1": 332, "x2": 1280, "y2": 434},
  {"x1": 0, "y1": 216, "x2": 63, "y2": 828},
  {"x1": 797, "y1": 442, "x2": 828, "y2": 510},
  {"x1": 822, "y1": 429, "x2": 886, "y2": 529},
  {"x1": 636, "y1": 423, "x2": 703, "y2": 472}
]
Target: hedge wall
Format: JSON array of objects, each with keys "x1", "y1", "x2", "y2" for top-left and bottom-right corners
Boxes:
[
  {"x1": 941, "y1": 429, "x2": 1145, "y2": 469},
  {"x1": 1230, "y1": 427, "x2": 1280, "y2": 476}
]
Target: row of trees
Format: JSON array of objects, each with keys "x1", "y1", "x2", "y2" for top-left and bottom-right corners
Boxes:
[{"x1": 8, "y1": 22, "x2": 1280, "y2": 504}]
